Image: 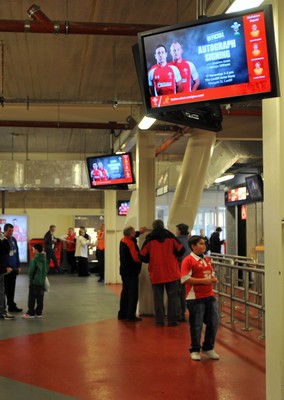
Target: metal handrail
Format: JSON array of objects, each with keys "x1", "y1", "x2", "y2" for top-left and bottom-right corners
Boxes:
[
  {"x1": 210, "y1": 254, "x2": 265, "y2": 338},
  {"x1": 210, "y1": 252, "x2": 257, "y2": 264}
]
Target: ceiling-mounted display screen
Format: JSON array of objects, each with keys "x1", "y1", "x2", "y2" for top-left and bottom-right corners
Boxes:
[
  {"x1": 245, "y1": 174, "x2": 263, "y2": 202},
  {"x1": 136, "y1": 4, "x2": 279, "y2": 118},
  {"x1": 86, "y1": 152, "x2": 135, "y2": 190}
]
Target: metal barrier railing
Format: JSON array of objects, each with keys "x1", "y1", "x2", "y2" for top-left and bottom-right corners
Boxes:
[{"x1": 210, "y1": 253, "x2": 265, "y2": 338}]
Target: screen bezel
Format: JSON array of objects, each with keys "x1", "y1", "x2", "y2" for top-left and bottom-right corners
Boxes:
[
  {"x1": 137, "y1": 4, "x2": 279, "y2": 118},
  {"x1": 86, "y1": 152, "x2": 135, "y2": 190}
]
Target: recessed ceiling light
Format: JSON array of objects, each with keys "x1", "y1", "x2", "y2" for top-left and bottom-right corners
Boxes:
[
  {"x1": 214, "y1": 174, "x2": 235, "y2": 183},
  {"x1": 138, "y1": 116, "x2": 156, "y2": 130},
  {"x1": 226, "y1": 0, "x2": 264, "y2": 14}
]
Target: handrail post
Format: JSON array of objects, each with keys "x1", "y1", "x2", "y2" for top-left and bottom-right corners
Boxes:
[{"x1": 241, "y1": 270, "x2": 253, "y2": 331}]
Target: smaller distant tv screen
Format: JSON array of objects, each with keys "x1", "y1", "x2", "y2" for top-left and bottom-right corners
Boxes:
[
  {"x1": 245, "y1": 174, "x2": 263, "y2": 201},
  {"x1": 117, "y1": 201, "x2": 130, "y2": 216},
  {"x1": 225, "y1": 186, "x2": 247, "y2": 206},
  {"x1": 86, "y1": 153, "x2": 135, "y2": 189}
]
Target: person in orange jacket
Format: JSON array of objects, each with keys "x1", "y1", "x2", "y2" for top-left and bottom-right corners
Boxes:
[{"x1": 96, "y1": 224, "x2": 105, "y2": 283}]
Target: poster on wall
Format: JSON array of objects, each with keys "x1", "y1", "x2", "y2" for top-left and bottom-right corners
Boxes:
[{"x1": 0, "y1": 215, "x2": 28, "y2": 262}]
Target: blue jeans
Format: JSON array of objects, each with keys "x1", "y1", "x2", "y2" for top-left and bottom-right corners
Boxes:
[{"x1": 187, "y1": 296, "x2": 219, "y2": 353}]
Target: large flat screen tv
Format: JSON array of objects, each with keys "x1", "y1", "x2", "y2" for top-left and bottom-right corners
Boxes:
[
  {"x1": 136, "y1": 4, "x2": 279, "y2": 121},
  {"x1": 245, "y1": 174, "x2": 263, "y2": 202},
  {"x1": 86, "y1": 152, "x2": 135, "y2": 190},
  {"x1": 133, "y1": 43, "x2": 223, "y2": 132}
]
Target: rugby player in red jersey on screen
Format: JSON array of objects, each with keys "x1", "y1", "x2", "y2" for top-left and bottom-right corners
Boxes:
[
  {"x1": 169, "y1": 41, "x2": 200, "y2": 93},
  {"x1": 148, "y1": 44, "x2": 182, "y2": 96}
]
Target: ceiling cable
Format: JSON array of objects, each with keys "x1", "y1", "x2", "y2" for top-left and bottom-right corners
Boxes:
[
  {"x1": 57, "y1": 92, "x2": 61, "y2": 126},
  {"x1": 176, "y1": 0, "x2": 179, "y2": 23},
  {"x1": 0, "y1": 41, "x2": 4, "y2": 106},
  {"x1": 1, "y1": 41, "x2": 3, "y2": 95},
  {"x1": 66, "y1": 0, "x2": 69, "y2": 20},
  {"x1": 112, "y1": 42, "x2": 118, "y2": 109}
]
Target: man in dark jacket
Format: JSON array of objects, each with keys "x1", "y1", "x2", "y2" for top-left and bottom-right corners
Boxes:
[
  {"x1": 0, "y1": 238, "x2": 15, "y2": 320},
  {"x1": 118, "y1": 226, "x2": 142, "y2": 322},
  {"x1": 3, "y1": 223, "x2": 23, "y2": 313},
  {"x1": 44, "y1": 225, "x2": 63, "y2": 273},
  {"x1": 209, "y1": 227, "x2": 225, "y2": 254},
  {"x1": 140, "y1": 219, "x2": 185, "y2": 327}
]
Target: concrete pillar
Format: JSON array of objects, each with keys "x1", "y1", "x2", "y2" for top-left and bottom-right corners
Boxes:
[
  {"x1": 167, "y1": 131, "x2": 216, "y2": 233},
  {"x1": 136, "y1": 130, "x2": 156, "y2": 315},
  {"x1": 104, "y1": 190, "x2": 120, "y2": 284},
  {"x1": 263, "y1": 1, "x2": 284, "y2": 399}
]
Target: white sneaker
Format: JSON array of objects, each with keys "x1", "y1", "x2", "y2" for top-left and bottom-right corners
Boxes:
[
  {"x1": 0, "y1": 313, "x2": 15, "y2": 320},
  {"x1": 190, "y1": 352, "x2": 201, "y2": 361},
  {"x1": 202, "y1": 349, "x2": 220, "y2": 360},
  {"x1": 22, "y1": 313, "x2": 35, "y2": 319}
]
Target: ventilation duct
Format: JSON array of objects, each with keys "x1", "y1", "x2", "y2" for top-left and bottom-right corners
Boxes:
[
  {"x1": 204, "y1": 141, "x2": 262, "y2": 188},
  {"x1": 0, "y1": 160, "x2": 89, "y2": 190}
]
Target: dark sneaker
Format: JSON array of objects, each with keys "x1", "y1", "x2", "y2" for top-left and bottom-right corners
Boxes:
[
  {"x1": 35, "y1": 314, "x2": 43, "y2": 318},
  {"x1": 0, "y1": 313, "x2": 15, "y2": 320},
  {"x1": 8, "y1": 306, "x2": 23, "y2": 313},
  {"x1": 126, "y1": 317, "x2": 143, "y2": 322},
  {"x1": 168, "y1": 322, "x2": 178, "y2": 327}
]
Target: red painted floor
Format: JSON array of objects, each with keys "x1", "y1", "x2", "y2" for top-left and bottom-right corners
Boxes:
[{"x1": 0, "y1": 315, "x2": 265, "y2": 400}]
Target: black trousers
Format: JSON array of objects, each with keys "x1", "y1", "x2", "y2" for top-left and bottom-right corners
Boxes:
[
  {"x1": 77, "y1": 257, "x2": 89, "y2": 276},
  {"x1": 46, "y1": 248, "x2": 60, "y2": 271},
  {"x1": 4, "y1": 269, "x2": 18, "y2": 308},
  {"x1": 96, "y1": 250, "x2": 105, "y2": 279},
  {"x1": 28, "y1": 284, "x2": 45, "y2": 316},
  {"x1": 67, "y1": 251, "x2": 76, "y2": 273},
  {"x1": 118, "y1": 275, "x2": 139, "y2": 320}
]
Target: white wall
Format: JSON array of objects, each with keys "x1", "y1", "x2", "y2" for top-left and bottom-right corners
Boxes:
[{"x1": 5, "y1": 208, "x2": 104, "y2": 240}]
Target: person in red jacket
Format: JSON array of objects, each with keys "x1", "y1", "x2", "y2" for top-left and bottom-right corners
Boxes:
[
  {"x1": 65, "y1": 227, "x2": 76, "y2": 273},
  {"x1": 96, "y1": 224, "x2": 105, "y2": 283},
  {"x1": 140, "y1": 219, "x2": 185, "y2": 327}
]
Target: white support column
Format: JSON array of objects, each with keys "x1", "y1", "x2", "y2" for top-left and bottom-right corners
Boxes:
[
  {"x1": 104, "y1": 190, "x2": 120, "y2": 284},
  {"x1": 263, "y1": 2, "x2": 284, "y2": 399},
  {"x1": 167, "y1": 131, "x2": 216, "y2": 233},
  {"x1": 136, "y1": 130, "x2": 156, "y2": 315}
]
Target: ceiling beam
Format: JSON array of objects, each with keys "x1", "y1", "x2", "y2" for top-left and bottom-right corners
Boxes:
[{"x1": 0, "y1": 120, "x2": 131, "y2": 130}]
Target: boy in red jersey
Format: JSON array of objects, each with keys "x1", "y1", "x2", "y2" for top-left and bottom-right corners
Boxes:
[{"x1": 181, "y1": 235, "x2": 219, "y2": 361}]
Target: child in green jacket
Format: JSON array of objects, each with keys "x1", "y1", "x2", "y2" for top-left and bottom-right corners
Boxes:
[{"x1": 22, "y1": 243, "x2": 49, "y2": 319}]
